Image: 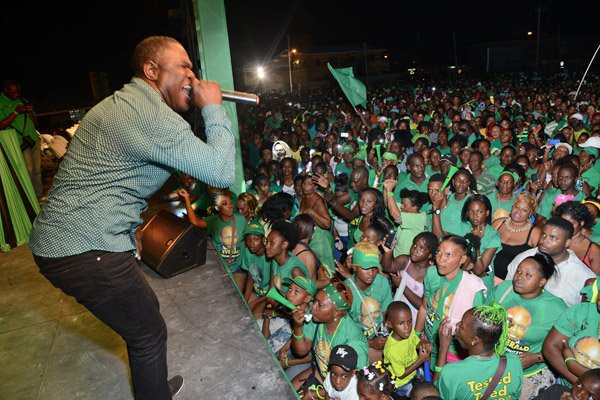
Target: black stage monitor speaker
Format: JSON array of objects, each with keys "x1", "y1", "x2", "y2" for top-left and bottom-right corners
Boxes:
[{"x1": 141, "y1": 210, "x2": 207, "y2": 278}]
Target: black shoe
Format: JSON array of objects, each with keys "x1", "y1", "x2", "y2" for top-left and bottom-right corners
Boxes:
[{"x1": 168, "y1": 375, "x2": 184, "y2": 397}]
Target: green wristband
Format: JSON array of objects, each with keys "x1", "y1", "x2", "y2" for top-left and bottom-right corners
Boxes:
[
  {"x1": 564, "y1": 357, "x2": 577, "y2": 365},
  {"x1": 434, "y1": 365, "x2": 443, "y2": 372},
  {"x1": 293, "y1": 332, "x2": 304, "y2": 340}
]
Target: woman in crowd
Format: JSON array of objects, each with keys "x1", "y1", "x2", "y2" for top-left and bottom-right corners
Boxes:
[
  {"x1": 290, "y1": 280, "x2": 369, "y2": 389},
  {"x1": 349, "y1": 188, "x2": 387, "y2": 248},
  {"x1": 553, "y1": 201, "x2": 600, "y2": 274},
  {"x1": 237, "y1": 192, "x2": 259, "y2": 223},
  {"x1": 489, "y1": 253, "x2": 567, "y2": 399},
  {"x1": 489, "y1": 171, "x2": 518, "y2": 220},
  {"x1": 299, "y1": 175, "x2": 335, "y2": 276},
  {"x1": 280, "y1": 157, "x2": 297, "y2": 196},
  {"x1": 381, "y1": 232, "x2": 439, "y2": 326},
  {"x1": 457, "y1": 194, "x2": 501, "y2": 290},
  {"x1": 430, "y1": 168, "x2": 475, "y2": 236},
  {"x1": 435, "y1": 302, "x2": 524, "y2": 399},
  {"x1": 543, "y1": 281, "x2": 600, "y2": 386},
  {"x1": 415, "y1": 235, "x2": 486, "y2": 369},
  {"x1": 292, "y1": 214, "x2": 331, "y2": 288},
  {"x1": 252, "y1": 173, "x2": 276, "y2": 207},
  {"x1": 178, "y1": 188, "x2": 248, "y2": 287},
  {"x1": 491, "y1": 193, "x2": 541, "y2": 281}
]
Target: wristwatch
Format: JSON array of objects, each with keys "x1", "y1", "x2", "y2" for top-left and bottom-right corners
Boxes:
[{"x1": 433, "y1": 209, "x2": 441, "y2": 215}]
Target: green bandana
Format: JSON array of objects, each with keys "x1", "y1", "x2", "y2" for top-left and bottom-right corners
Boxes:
[
  {"x1": 499, "y1": 171, "x2": 520, "y2": 184},
  {"x1": 323, "y1": 283, "x2": 350, "y2": 311}
]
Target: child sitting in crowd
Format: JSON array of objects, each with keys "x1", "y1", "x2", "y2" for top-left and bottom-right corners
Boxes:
[{"x1": 301, "y1": 345, "x2": 360, "y2": 400}]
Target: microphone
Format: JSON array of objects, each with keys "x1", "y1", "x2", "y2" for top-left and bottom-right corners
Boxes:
[{"x1": 221, "y1": 89, "x2": 260, "y2": 105}]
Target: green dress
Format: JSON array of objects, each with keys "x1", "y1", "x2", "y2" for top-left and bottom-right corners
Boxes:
[{"x1": 309, "y1": 226, "x2": 335, "y2": 276}]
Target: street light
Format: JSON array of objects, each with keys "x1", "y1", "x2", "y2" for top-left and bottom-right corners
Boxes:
[
  {"x1": 527, "y1": 31, "x2": 533, "y2": 36},
  {"x1": 257, "y1": 66, "x2": 265, "y2": 92},
  {"x1": 257, "y1": 66, "x2": 265, "y2": 79}
]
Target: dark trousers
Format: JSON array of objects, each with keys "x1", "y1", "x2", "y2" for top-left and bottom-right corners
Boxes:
[{"x1": 34, "y1": 251, "x2": 171, "y2": 400}]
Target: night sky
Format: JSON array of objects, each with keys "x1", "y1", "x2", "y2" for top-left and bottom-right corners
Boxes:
[{"x1": 1, "y1": 0, "x2": 597, "y2": 112}]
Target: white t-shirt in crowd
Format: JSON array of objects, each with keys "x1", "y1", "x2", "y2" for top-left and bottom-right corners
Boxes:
[{"x1": 323, "y1": 373, "x2": 359, "y2": 400}]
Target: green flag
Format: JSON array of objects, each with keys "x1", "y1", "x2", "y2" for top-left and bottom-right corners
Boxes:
[{"x1": 327, "y1": 63, "x2": 366, "y2": 108}]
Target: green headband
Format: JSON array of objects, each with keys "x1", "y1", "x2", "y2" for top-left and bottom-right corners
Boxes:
[
  {"x1": 323, "y1": 283, "x2": 350, "y2": 312},
  {"x1": 499, "y1": 171, "x2": 520, "y2": 184}
]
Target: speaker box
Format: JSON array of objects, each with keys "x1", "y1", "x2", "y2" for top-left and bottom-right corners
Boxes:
[{"x1": 141, "y1": 210, "x2": 207, "y2": 278}]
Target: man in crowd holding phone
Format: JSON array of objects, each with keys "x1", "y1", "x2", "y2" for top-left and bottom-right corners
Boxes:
[{"x1": 0, "y1": 80, "x2": 42, "y2": 198}]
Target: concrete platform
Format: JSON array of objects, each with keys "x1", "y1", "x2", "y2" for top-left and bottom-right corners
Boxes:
[{"x1": 0, "y1": 223, "x2": 297, "y2": 399}]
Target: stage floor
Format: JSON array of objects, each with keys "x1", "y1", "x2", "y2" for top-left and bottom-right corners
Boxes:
[{"x1": 0, "y1": 193, "x2": 296, "y2": 399}]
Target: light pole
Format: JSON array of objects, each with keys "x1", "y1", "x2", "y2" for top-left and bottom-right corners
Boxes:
[{"x1": 287, "y1": 35, "x2": 296, "y2": 93}]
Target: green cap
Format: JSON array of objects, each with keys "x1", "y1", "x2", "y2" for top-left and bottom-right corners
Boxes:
[
  {"x1": 582, "y1": 147, "x2": 599, "y2": 158},
  {"x1": 341, "y1": 144, "x2": 354, "y2": 154},
  {"x1": 411, "y1": 133, "x2": 431, "y2": 145},
  {"x1": 243, "y1": 222, "x2": 265, "y2": 237},
  {"x1": 382, "y1": 152, "x2": 398, "y2": 162},
  {"x1": 352, "y1": 242, "x2": 381, "y2": 269},
  {"x1": 351, "y1": 148, "x2": 367, "y2": 162},
  {"x1": 284, "y1": 276, "x2": 317, "y2": 297}
]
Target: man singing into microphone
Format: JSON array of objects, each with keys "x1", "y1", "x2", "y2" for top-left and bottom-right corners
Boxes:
[{"x1": 29, "y1": 36, "x2": 235, "y2": 399}]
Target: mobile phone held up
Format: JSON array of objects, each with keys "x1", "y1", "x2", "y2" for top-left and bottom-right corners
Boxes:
[{"x1": 384, "y1": 229, "x2": 396, "y2": 249}]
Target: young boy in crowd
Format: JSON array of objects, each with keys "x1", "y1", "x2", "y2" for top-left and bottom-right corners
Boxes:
[
  {"x1": 301, "y1": 345, "x2": 359, "y2": 400},
  {"x1": 240, "y1": 222, "x2": 270, "y2": 319},
  {"x1": 272, "y1": 276, "x2": 317, "y2": 373},
  {"x1": 384, "y1": 301, "x2": 432, "y2": 397}
]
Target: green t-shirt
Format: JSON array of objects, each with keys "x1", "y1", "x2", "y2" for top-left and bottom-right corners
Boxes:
[
  {"x1": 205, "y1": 213, "x2": 248, "y2": 270},
  {"x1": 582, "y1": 162, "x2": 600, "y2": 196},
  {"x1": 394, "y1": 173, "x2": 429, "y2": 199},
  {"x1": 345, "y1": 274, "x2": 393, "y2": 339},
  {"x1": 436, "y1": 353, "x2": 523, "y2": 400},
  {"x1": 440, "y1": 195, "x2": 470, "y2": 235},
  {"x1": 554, "y1": 302, "x2": 600, "y2": 370},
  {"x1": 487, "y1": 164, "x2": 506, "y2": 180},
  {"x1": 475, "y1": 172, "x2": 497, "y2": 196},
  {"x1": 0, "y1": 93, "x2": 38, "y2": 143},
  {"x1": 240, "y1": 248, "x2": 271, "y2": 296},
  {"x1": 438, "y1": 146, "x2": 452, "y2": 156},
  {"x1": 424, "y1": 268, "x2": 486, "y2": 365},
  {"x1": 489, "y1": 192, "x2": 516, "y2": 221},
  {"x1": 393, "y1": 211, "x2": 427, "y2": 257},
  {"x1": 537, "y1": 190, "x2": 585, "y2": 219},
  {"x1": 483, "y1": 154, "x2": 500, "y2": 170},
  {"x1": 302, "y1": 315, "x2": 369, "y2": 378},
  {"x1": 384, "y1": 330, "x2": 420, "y2": 387},
  {"x1": 335, "y1": 162, "x2": 352, "y2": 178},
  {"x1": 456, "y1": 224, "x2": 502, "y2": 291},
  {"x1": 272, "y1": 253, "x2": 309, "y2": 294},
  {"x1": 490, "y1": 281, "x2": 568, "y2": 376},
  {"x1": 425, "y1": 165, "x2": 442, "y2": 178}
]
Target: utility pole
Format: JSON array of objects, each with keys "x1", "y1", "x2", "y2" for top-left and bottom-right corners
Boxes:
[
  {"x1": 535, "y1": 6, "x2": 541, "y2": 69},
  {"x1": 287, "y1": 35, "x2": 293, "y2": 93},
  {"x1": 363, "y1": 42, "x2": 369, "y2": 91},
  {"x1": 453, "y1": 32, "x2": 459, "y2": 67}
]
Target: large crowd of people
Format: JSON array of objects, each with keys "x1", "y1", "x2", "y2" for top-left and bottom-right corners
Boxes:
[{"x1": 173, "y1": 69, "x2": 600, "y2": 399}]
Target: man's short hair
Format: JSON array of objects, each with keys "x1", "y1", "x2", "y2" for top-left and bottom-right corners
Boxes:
[
  {"x1": 545, "y1": 216, "x2": 575, "y2": 239},
  {"x1": 131, "y1": 36, "x2": 181, "y2": 77}
]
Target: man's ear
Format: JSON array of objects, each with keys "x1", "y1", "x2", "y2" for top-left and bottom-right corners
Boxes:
[{"x1": 142, "y1": 60, "x2": 160, "y2": 81}]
